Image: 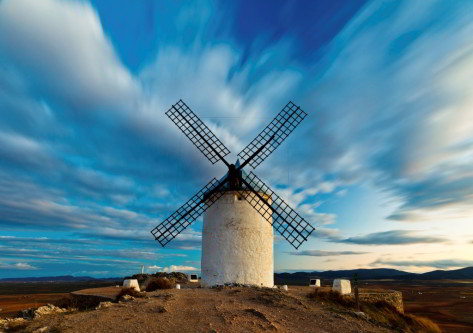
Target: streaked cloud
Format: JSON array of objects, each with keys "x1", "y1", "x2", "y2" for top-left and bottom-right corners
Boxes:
[
  {"x1": 289, "y1": 250, "x2": 367, "y2": 257},
  {"x1": 371, "y1": 258, "x2": 473, "y2": 270},
  {"x1": 0, "y1": 0, "x2": 472, "y2": 277},
  {"x1": 0, "y1": 262, "x2": 38, "y2": 270},
  {"x1": 338, "y1": 230, "x2": 448, "y2": 246},
  {"x1": 162, "y1": 265, "x2": 198, "y2": 272}
]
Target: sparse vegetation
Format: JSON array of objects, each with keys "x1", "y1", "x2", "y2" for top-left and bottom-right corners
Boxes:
[
  {"x1": 308, "y1": 289, "x2": 442, "y2": 333},
  {"x1": 145, "y1": 277, "x2": 176, "y2": 291},
  {"x1": 53, "y1": 295, "x2": 101, "y2": 311},
  {"x1": 127, "y1": 272, "x2": 188, "y2": 289},
  {"x1": 116, "y1": 287, "x2": 145, "y2": 300}
]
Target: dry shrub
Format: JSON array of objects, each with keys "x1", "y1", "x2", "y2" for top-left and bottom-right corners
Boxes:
[
  {"x1": 366, "y1": 301, "x2": 441, "y2": 333},
  {"x1": 307, "y1": 288, "x2": 355, "y2": 308},
  {"x1": 308, "y1": 289, "x2": 441, "y2": 333},
  {"x1": 146, "y1": 277, "x2": 175, "y2": 291},
  {"x1": 116, "y1": 287, "x2": 144, "y2": 300},
  {"x1": 53, "y1": 295, "x2": 101, "y2": 311}
]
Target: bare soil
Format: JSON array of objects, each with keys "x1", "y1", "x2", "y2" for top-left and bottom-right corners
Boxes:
[{"x1": 7, "y1": 286, "x2": 393, "y2": 333}]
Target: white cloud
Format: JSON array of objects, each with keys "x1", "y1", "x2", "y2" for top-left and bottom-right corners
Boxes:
[
  {"x1": 301, "y1": 0, "x2": 473, "y2": 221},
  {"x1": 0, "y1": 262, "x2": 38, "y2": 270},
  {"x1": 147, "y1": 265, "x2": 162, "y2": 271},
  {"x1": 162, "y1": 265, "x2": 198, "y2": 272},
  {"x1": 0, "y1": 0, "x2": 139, "y2": 111},
  {"x1": 336, "y1": 189, "x2": 347, "y2": 197}
]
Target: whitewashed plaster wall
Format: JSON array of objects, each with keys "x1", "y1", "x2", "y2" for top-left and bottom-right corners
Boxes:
[{"x1": 201, "y1": 192, "x2": 273, "y2": 287}]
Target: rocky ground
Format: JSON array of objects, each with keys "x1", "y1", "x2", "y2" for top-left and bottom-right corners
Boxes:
[{"x1": 0, "y1": 286, "x2": 398, "y2": 333}]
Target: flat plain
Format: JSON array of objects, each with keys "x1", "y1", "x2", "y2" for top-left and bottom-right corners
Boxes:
[
  {"x1": 0, "y1": 281, "x2": 119, "y2": 317},
  {"x1": 364, "y1": 280, "x2": 473, "y2": 333}
]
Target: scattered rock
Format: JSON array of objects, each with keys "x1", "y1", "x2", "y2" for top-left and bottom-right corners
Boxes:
[
  {"x1": 96, "y1": 301, "x2": 114, "y2": 309},
  {"x1": 34, "y1": 304, "x2": 67, "y2": 317},
  {"x1": 33, "y1": 326, "x2": 49, "y2": 333},
  {"x1": 268, "y1": 323, "x2": 278, "y2": 331},
  {"x1": 18, "y1": 307, "x2": 36, "y2": 319},
  {"x1": 120, "y1": 295, "x2": 135, "y2": 302},
  {"x1": 0, "y1": 317, "x2": 26, "y2": 330}
]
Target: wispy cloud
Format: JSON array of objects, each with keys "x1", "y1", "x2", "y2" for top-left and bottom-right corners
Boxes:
[
  {"x1": 289, "y1": 250, "x2": 367, "y2": 257},
  {"x1": 371, "y1": 259, "x2": 473, "y2": 270},
  {"x1": 0, "y1": 262, "x2": 38, "y2": 270},
  {"x1": 337, "y1": 230, "x2": 448, "y2": 246},
  {"x1": 162, "y1": 265, "x2": 198, "y2": 272},
  {"x1": 0, "y1": 0, "x2": 472, "y2": 277}
]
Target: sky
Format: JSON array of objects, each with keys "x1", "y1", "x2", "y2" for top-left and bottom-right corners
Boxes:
[{"x1": 0, "y1": 0, "x2": 472, "y2": 278}]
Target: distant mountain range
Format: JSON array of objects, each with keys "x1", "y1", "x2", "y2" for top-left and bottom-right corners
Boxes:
[
  {"x1": 274, "y1": 267, "x2": 473, "y2": 285},
  {"x1": 0, "y1": 275, "x2": 120, "y2": 282},
  {"x1": 1, "y1": 267, "x2": 472, "y2": 283}
]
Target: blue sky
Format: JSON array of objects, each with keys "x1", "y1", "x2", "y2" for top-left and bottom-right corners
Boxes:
[{"x1": 1, "y1": 0, "x2": 473, "y2": 278}]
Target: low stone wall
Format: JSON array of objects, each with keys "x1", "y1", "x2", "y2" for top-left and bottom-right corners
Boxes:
[{"x1": 357, "y1": 290, "x2": 404, "y2": 313}]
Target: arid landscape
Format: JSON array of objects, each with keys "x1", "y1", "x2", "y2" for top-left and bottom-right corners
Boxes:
[
  {"x1": 1, "y1": 278, "x2": 472, "y2": 332},
  {"x1": 0, "y1": 284, "x2": 429, "y2": 333},
  {"x1": 366, "y1": 280, "x2": 473, "y2": 333},
  {"x1": 0, "y1": 281, "x2": 120, "y2": 317}
]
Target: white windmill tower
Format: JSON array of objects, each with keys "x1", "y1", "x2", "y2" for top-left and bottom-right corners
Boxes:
[{"x1": 151, "y1": 100, "x2": 314, "y2": 287}]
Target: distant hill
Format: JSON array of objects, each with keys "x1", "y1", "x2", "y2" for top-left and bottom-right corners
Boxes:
[
  {"x1": 0, "y1": 275, "x2": 118, "y2": 282},
  {"x1": 418, "y1": 267, "x2": 473, "y2": 280},
  {"x1": 2, "y1": 267, "x2": 472, "y2": 283},
  {"x1": 274, "y1": 267, "x2": 473, "y2": 285}
]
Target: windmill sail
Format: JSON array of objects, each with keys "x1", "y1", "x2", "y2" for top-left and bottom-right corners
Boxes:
[
  {"x1": 166, "y1": 100, "x2": 231, "y2": 165},
  {"x1": 237, "y1": 101, "x2": 307, "y2": 169},
  {"x1": 240, "y1": 172, "x2": 315, "y2": 250},
  {"x1": 152, "y1": 100, "x2": 315, "y2": 250},
  {"x1": 151, "y1": 177, "x2": 227, "y2": 247}
]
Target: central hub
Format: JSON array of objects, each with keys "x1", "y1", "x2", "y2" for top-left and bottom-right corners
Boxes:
[{"x1": 228, "y1": 163, "x2": 241, "y2": 190}]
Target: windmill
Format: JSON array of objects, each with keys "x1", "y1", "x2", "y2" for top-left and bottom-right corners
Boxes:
[{"x1": 151, "y1": 100, "x2": 315, "y2": 287}]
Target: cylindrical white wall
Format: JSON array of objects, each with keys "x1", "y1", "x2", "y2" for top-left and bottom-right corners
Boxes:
[{"x1": 201, "y1": 191, "x2": 273, "y2": 287}]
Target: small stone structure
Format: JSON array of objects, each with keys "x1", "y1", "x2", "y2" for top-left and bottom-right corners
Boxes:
[
  {"x1": 309, "y1": 279, "x2": 320, "y2": 287},
  {"x1": 123, "y1": 279, "x2": 140, "y2": 291},
  {"x1": 332, "y1": 279, "x2": 351, "y2": 295}
]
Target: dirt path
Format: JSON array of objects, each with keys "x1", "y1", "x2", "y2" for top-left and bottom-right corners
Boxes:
[{"x1": 23, "y1": 287, "x2": 392, "y2": 333}]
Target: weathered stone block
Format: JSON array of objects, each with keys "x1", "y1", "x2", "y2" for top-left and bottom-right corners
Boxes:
[
  {"x1": 123, "y1": 279, "x2": 140, "y2": 291},
  {"x1": 333, "y1": 279, "x2": 351, "y2": 294}
]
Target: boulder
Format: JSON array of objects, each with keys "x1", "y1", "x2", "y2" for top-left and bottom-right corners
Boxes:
[
  {"x1": 34, "y1": 304, "x2": 67, "y2": 317},
  {"x1": 0, "y1": 317, "x2": 26, "y2": 330},
  {"x1": 120, "y1": 294, "x2": 135, "y2": 302},
  {"x1": 332, "y1": 279, "x2": 351, "y2": 295},
  {"x1": 96, "y1": 301, "x2": 113, "y2": 309}
]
